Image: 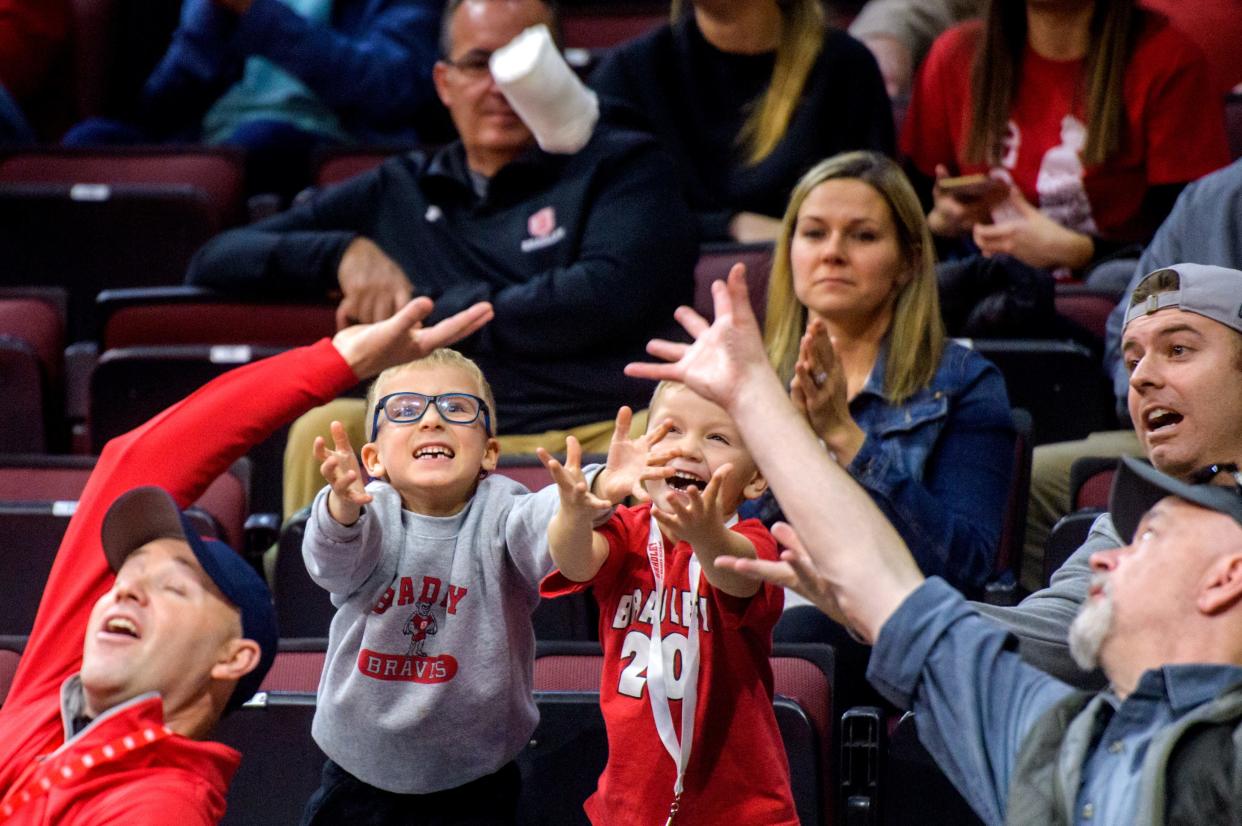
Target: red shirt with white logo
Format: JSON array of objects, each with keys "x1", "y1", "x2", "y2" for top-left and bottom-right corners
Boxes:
[
  {"x1": 542, "y1": 503, "x2": 796, "y2": 826},
  {"x1": 0, "y1": 340, "x2": 359, "y2": 824},
  {"x1": 902, "y1": 16, "x2": 1230, "y2": 243}
]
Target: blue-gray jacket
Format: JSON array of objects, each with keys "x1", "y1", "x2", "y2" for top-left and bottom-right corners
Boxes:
[
  {"x1": 140, "y1": 0, "x2": 439, "y2": 142},
  {"x1": 744, "y1": 340, "x2": 1014, "y2": 594}
]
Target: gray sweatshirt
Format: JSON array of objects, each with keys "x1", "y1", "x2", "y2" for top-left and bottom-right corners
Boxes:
[{"x1": 302, "y1": 475, "x2": 564, "y2": 794}]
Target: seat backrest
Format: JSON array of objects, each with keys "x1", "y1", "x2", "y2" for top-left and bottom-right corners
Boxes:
[
  {"x1": 0, "y1": 505, "x2": 75, "y2": 635},
  {"x1": 1043, "y1": 508, "x2": 1105, "y2": 588},
  {"x1": 0, "y1": 455, "x2": 248, "y2": 550},
  {"x1": 560, "y1": 4, "x2": 667, "y2": 48},
  {"x1": 1069, "y1": 456, "x2": 1119, "y2": 511},
  {"x1": 89, "y1": 344, "x2": 286, "y2": 452},
  {"x1": 1054, "y1": 286, "x2": 1123, "y2": 344},
  {"x1": 0, "y1": 184, "x2": 220, "y2": 339},
  {"x1": 1227, "y1": 92, "x2": 1242, "y2": 161},
  {"x1": 965, "y1": 339, "x2": 1113, "y2": 445},
  {"x1": 881, "y1": 712, "x2": 983, "y2": 826},
  {"x1": 0, "y1": 637, "x2": 26, "y2": 707},
  {"x1": 260, "y1": 639, "x2": 328, "y2": 692},
  {"x1": 98, "y1": 287, "x2": 337, "y2": 350},
  {"x1": 534, "y1": 641, "x2": 832, "y2": 824},
  {"x1": 273, "y1": 510, "x2": 338, "y2": 639},
  {"x1": 214, "y1": 692, "x2": 324, "y2": 826},
  {"x1": 0, "y1": 342, "x2": 48, "y2": 453},
  {"x1": 992, "y1": 408, "x2": 1034, "y2": 589},
  {"x1": 518, "y1": 690, "x2": 608, "y2": 826},
  {"x1": 0, "y1": 291, "x2": 66, "y2": 381},
  {"x1": 314, "y1": 148, "x2": 412, "y2": 188},
  {"x1": 693, "y1": 241, "x2": 774, "y2": 326},
  {"x1": 0, "y1": 148, "x2": 247, "y2": 227}
]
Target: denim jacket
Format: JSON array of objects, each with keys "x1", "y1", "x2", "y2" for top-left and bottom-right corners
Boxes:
[{"x1": 743, "y1": 340, "x2": 1014, "y2": 594}]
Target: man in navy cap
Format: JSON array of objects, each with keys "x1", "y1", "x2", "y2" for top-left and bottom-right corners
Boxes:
[{"x1": 0, "y1": 295, "x2": 491, "y2": 824}]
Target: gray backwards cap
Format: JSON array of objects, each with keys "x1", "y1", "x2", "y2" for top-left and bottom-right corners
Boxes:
[
  {"x1": 1110, "y1": 456, "x2": 1242, "y2": 544},
  {"x1": 1123, "y1": 263, "x2": 1242, "y2": 334}
]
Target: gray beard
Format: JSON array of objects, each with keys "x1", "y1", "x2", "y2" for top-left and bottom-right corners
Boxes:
[{"x1": 1068, "y1": 579, "x2": 1113, "y2": 672}]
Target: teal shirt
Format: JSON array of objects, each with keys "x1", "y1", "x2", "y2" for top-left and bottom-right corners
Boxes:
[{"x1": 202, "y1": 0, "x2": 349, "y2": 143}]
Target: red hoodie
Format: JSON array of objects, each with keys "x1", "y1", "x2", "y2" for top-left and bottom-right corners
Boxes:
[{"x1": 0, "y1": 340, "x2": 358, "y2": 825}]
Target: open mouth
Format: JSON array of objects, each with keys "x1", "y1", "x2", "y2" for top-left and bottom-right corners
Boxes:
[
  {"x1": 665, "y1": 470, "x2": 707, "y2": 492},
  {"x1": 414, "y1": 445, "x2": 455, "y2": 461},
  {"x1": 101, "y1": 616, "x2": 140, "y2": 639},
  {"x1": 1144, "y1": 407, "x2": 1183, "y2": 432}
]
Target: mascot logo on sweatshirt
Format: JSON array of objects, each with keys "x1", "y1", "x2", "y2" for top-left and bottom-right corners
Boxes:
[{"x1": 359, "y1": 576, "x2": 464, "y2": 683}]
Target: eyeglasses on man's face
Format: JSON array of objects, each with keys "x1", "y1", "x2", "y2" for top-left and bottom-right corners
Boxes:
[
  {"x1": 371, "y1": 392, "x2": 493, "y2": 439},
  {"x1": 443, "y1": 51, "x2": 494, "y2": 80}
]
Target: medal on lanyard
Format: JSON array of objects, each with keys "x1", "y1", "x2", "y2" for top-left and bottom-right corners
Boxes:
[{"x1": 644, "y1": 514, "x2": 702, "y2": 825}]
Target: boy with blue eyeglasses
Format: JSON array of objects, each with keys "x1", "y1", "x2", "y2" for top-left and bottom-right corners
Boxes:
[{"x1": 299, "y1": 348, "x2": 672, "y2": 825}]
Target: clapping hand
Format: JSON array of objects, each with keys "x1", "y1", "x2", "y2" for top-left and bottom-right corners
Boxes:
[{"x1": 790, "y1": 319, "x2": 865, "y2": 465}]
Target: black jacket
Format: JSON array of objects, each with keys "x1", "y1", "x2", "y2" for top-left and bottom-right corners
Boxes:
[{"x1": 187, "y1": 126, "x2": 698, "y2": 433}]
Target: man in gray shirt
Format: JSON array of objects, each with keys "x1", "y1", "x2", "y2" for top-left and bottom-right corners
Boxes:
[{"x1": 977, "y1": 259, "x2": 1242, "y2": 686}]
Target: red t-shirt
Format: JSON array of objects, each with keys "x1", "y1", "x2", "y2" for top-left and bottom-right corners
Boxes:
[
  {"x1": 542, "y1": 504, "x2": 797, "y2": 826},
  {"x1": 902, "y1": 16, "x2": 1230, "y2": 243}
]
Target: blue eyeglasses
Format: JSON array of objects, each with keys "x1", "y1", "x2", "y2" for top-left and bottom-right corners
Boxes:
[{"x1": 371, "y1": 392, "x2": 493, "y2": 439}]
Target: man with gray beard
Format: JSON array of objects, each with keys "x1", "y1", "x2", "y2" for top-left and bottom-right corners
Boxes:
[
  {"x1": 626, "y1": 264, "x2": 1242, "y2": 825},
  {"x1": 973, "y1": 262, "x2": 1242, "y2": 686}
]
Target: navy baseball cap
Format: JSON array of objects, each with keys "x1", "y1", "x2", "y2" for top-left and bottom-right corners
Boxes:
[
  {"x1": 100, "y1": 486, "x2": 279, "y2": 712},
  {"x1": 1109, "y1": 456, "x2": 1242, "y2": 544}
]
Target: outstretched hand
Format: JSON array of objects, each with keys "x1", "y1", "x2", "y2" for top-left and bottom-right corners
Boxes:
[
  {"x1": 332, "y1": 297, "x2": 493, "y2": 379},
  {"x1": 538, "y1": 437, "x2": 613, "y2": 515},
  {"x1": 313, "y1": 420, "x2": 372, "y2": 525},
  {"x1": 624, "y1": 264, "x2": 780, "y2": 416},
  {"x1": 650, "y1": 464, "x2": 731, "y2": 548},
  {"x1": 592, "y1": 407, "x2": 679, "y2": 505},
  {"x1": 715, "y1": 522, "x2": 852, "y2": 632}
]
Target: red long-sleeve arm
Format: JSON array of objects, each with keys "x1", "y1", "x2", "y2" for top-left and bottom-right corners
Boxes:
[{"x1": 6, "y1": 339, "x2": 358, "y2": 709}]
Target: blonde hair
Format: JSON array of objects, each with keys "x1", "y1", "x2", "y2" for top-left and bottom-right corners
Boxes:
[
  {"x1": 671, "y1": 0, "x2": 825, "y2": 165},
  {"x1": 366, "y1": 349, "x2": 498, "y2": 439},
  {"x1": 764, "y1": 151, "x2": 945, "y2": 404}
]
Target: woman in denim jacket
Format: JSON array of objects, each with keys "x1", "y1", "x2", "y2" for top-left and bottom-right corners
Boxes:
[{"x1": 745, "y1": 150, "x2": 1014, "y2": 598}]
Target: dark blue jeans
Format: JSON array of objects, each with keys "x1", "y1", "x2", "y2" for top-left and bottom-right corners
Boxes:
[{"x1": 301, "y1": 757, "x2": 521, "y2": 826}]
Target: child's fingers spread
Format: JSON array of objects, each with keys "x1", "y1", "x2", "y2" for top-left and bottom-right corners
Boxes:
[
  {"x1": 612, "y1": 406, "x2": 633, "y2": 439},
  {"x1": 329, "y1": 420, "x2": 354, "y2": 452},
  {"x1": 565, "y1": 435, "x2": 583, "y2": 469},
  {"x1": 647, "y1": 448, "x2": 680, "y2": 467},
  {"x1": 645, "y1": 417, "x2": 673, "y2": 446},
  {"x1": 313, "y1": 436, "x2": 329, "y2": 462}
]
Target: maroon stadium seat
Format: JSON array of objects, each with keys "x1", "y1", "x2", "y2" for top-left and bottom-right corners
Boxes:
[
  {"x1": 1054, "y1": 285, "x2": 1122, "y2": 342},
  {"x1": 1070, "y1": 456, "x2": 1119, "y2": 511},
  {"x1": 1226, "y1": 91, "x2": 1242, "y2": 160},
  {"x1": 314, "y1": 148, "x2": 413, "y2": 188},
  {"x1": 561, "y1": 3, "x2": 666, "y2": 49},
  {"x1": 534, "y1": 640, "x2": 836, "y2": 824},
  {"x1": 0, "y1": 289, "x2": 68, "y2": 451},
  {"x1": 0, "y1": 637, "x2": 25, "y2": 707},
  {"x1": 260, "y1": 639, "x2": 328, "y2": 692},
  {"x1": 693, "y1": 241, "x2": 774, "y2": 326},
  {"x1": 97, "y1": 287, "x2": 336, "y2": 350},
  {"x1": 0, "y1": 147, "x2": 247, "y2": 228},
  {"x1": 0, "y1": 455, "x2": 250, "y2": 551},
  {"x1": 985, "y1": 409, "x2": 1033, "y2": 604}
]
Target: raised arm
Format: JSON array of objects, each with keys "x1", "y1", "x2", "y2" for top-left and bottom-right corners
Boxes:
[
  {"x1": 9, "y1": 297, "x2": 492, "y2": 705},
  {"x1": 625, "y1": 266, "x2": 923, "y2": 640},
  {"x1": 538, "y1": 437, "x2": 612, "y2": 583}
]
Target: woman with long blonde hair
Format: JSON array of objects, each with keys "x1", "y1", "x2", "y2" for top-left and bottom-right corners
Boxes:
[
  {"x1": 591, "y1": 0, "x2": 893, "y2": 242},
  {"x1": 753, "y1": 151, "x2": 1013, "y2": 598}
]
